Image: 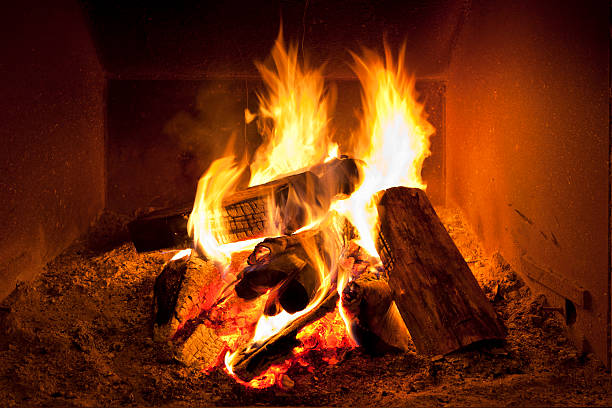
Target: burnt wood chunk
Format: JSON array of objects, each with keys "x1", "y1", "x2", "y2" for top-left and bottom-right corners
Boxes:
[
  {"x1": 375, "y1": 187, "x2": 506, "y2": 356},
  {"x1": 153, "y1": 251, "x2": 226, "y2": 369},
  {"x1": 128, "y1": 157, "x2": 363, "y2": 252},
  {"x1": 235, "y1": 230, "x2": 330, "y2": 314}
]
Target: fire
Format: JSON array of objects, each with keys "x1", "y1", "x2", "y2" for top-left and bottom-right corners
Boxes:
[
  {"x1": 186, "y1": 31, "x2": 433, "y2": 389},
  {"x1": 332, "y1": 44, "x2": 434, "y2": 256},
  {"x1": 249, "y1": 30, "x2": 336, "y2": 186}
]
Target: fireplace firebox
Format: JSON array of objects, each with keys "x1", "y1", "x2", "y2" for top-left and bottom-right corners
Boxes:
[{"x1": 0, "y1": 0, "x2": 609, "y2": 406}]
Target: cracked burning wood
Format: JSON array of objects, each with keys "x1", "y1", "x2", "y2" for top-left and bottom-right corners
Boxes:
[
  {"x1": 227, "y1": 220, "x2": 353, "y2": 381},
  {"x1": 230, "y1": 289, "x2": 339, "y2": 382},
  {"x1": 152, "y1": 251, "x2": 227, "y2": 368},
  {"x1": 375, "y1": 187, "x2": 507, "y2": 356},
  {"x1": 127, "y1": 157, "x2": 362, "y2": 252},
  {"x1": 235, "y1": 230, "x2": 330, "y2": 314},
  {"x1": 234, "y1": 217, "x2": 352, "y2": 314}
]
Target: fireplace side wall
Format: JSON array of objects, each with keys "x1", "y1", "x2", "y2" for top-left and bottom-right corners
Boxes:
[
  {"x1": 0, "y1": 0, "x2": 105, "y2": 301},
  {"x1": 446, "y1": 0, "x2": 609, "y2": 366}
]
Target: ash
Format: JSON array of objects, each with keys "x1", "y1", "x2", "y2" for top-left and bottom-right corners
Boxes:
[{"x1": 0, "y1": 210, "x2": 610, "y2": 407}]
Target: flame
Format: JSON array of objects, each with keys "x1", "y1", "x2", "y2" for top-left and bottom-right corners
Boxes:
[
  {"x1": 187, "y1": 148, "x2": 252, "y2": 264},
  {"x1": 186, "y1": 33, "x2": 433, "y2": 389},
  {"x1": 188, "y1": 30, "x2": 336, "y2": 264},
  {"x1": 170, "y1": 248, "x2": 192, "y2": 261},
  {"x1": 332, "y1": 44, "x2": 434, "y2": 256},
  {"x1": 249, "y1": 29, "x2": 336, "y2": 186}
]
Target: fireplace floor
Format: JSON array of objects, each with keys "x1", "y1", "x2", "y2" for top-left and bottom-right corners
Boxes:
[{"x1": 0, "y1": 209, "x2": 610, "y2": 407}]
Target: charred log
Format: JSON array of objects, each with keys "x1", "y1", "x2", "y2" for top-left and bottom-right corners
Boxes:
[
  {"x1": 152, "y1": 251, "x2": 226, "y2": 368},
  {"x1": 375, "y1": 187, "x2": 506, "y2": 356},
  {"x1": 235, "y1": 230, "x2": 326, "y2": 314},
  {"x1": 128, "y1": 204, "x2": 192, "y2": 252},
  {"x1": 128, "y1": 157, "x2": 363, "y2": 252},
  {"x1": 308, "y1": 156, "x2": 364, "y2": 198},
  {"x1": 230, "y1": 290, "x2": 339, "y2": 382}
]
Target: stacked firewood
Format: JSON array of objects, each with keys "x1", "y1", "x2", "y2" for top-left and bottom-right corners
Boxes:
[{"x1": 137, "y1": 157, "x2": 506, "y2": 379}]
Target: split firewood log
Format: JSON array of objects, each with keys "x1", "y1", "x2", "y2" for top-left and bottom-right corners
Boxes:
[
  {"x1": 341, "y1": 270, "x2": 412, "y2": 353},
  {"x1": 375, "y1": 187, "x2": 506, "y2": 356},
  {"x1": 152, "y1": 251, "x2": 226, "y2": 368},
  {"x1": 128, "y1": 157, "x2": 363, "y2": 252}
]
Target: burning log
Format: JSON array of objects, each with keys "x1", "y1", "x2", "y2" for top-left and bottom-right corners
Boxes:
[
  {"x1": 230, "y1": 290, "x2": 339, "y2": 382},
  {"x1": 152, "y1": 250, "x2": 226, "y2": 368},
  {"x1": 229, "y1": 217, "x2": 354, "y2": 381},
  {"x1": 341, "y1": 270, "x2": 412, "y2": 353},
  {"x1": 219, "y1": 157, "x2": 362, "y2": 242},
  {"x1": 375, "y1": 187, "x2": 506, "y2": 356},
  {"x1": 128, "y1": 157, "x2": 363, "y2": 252},
  {"x1": 235, "y1": 230, "x2": 327, "y2": 314}
]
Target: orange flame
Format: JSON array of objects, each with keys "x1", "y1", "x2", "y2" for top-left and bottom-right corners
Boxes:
[
  {"x1": 249, "y1": 29, "x2": 336, "y2": 186},
  {"x1": 187, "y1": 34, "x2": 434, "y2": 389},
  {"x1": 187, "y1": 147, "x2": 262, "y2": 265},
  {"x1": 332, "y1": 44, "x2": 434, "y2": 255}
]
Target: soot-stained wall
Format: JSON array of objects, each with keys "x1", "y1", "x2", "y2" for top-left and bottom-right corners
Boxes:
[
  {"x1": 0, "y1": 0, "x2": 105, "y2": 300},
  {"x1": 446, "y1": 0, "x2": 609, "y2": 366}
]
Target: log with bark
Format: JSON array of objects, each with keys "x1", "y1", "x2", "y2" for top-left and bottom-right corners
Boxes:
[
  {"x1": 375, "y1": 187, "x2": 506, "y2": 356},
  {"x1": 128, "y1": 157, "x2": 363, "y2": 252}
]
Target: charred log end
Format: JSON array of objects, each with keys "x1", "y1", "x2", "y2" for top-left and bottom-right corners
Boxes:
[
  {"x1": 309, "y1": 157, "x2": 365, "y2": 198},
  {"x1": 128, "y1": 205, "x2": 191, "y2": 252},
  {"x1": 153, "y1": 255, "x2": 189, "y2": 327},
  {"x1": 236, "y1": 232, "x2": 324, "y2": 314},
  {"x1": 278, "y1": 278, "x2": 310, "y2": 314}
]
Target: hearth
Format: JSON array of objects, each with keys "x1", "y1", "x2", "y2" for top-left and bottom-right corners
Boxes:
[{"x1": 0, "y1": 0, "x2": 609, "y2": 406}]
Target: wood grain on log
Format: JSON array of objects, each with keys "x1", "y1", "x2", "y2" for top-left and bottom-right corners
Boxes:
[
  {"x1": 375, "y1": 187, "x2": 506, "y2": 356},
  {"x1": 153, "y1": 252, "x2": 226, "y2": 368}
]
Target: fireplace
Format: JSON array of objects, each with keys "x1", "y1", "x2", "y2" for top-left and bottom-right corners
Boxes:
[{"x1": 0, "y1": 0, "x2": 609, "y2": 405}]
